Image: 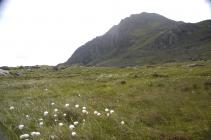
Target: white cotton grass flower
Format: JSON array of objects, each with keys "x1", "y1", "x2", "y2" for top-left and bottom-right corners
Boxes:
[
  {"x1": 59, "y1": 123, "x2": 64, "y2": 126},
  {"x1": 31, "y1": 132, "x2": 37, "y2": 136},
  {"x1": 39, "y1": 122, "x2": 43, "y2": 126},
  {"x1": 73, "y1": 121, "x2": 78, "y2": 125},
  {"x1": 65, "y1": 104, "x2": 69, "y2": 107},
  {"x1": 106, "y1": 113, "x2": 110, "y2": 117},
  {"x1": 71, "y1": 131, "x2": 76, "y2": 136},
  {"x1": 25, "y1": 115, "x2": 29, "y2": 118},
  {"x1": 51, "y1": 102, "x2": 55, "y2": 106},
  {"x1": 69, "y1": 124, "x2": 75, "y2": 130},
  {"x1": 94, "y1": 111, "x2": 98, "y2": 115},
  {"x1": 20, "y1": 134, "x2": 29, "y2": 139},
  {"x1": 36, "y1": 132, "x2": 41, "y2": 136},
  {"x1": 75, "y1": 104, "x2": 79, "y2": 108},
  {"x1": 63, "y1": 113, "x2": 67, "y2": 117},
  {"x1": 50, "y1": 135, "x2": 56, "y2": 139},
  {"x1": 120, "y1": 121, "x2": 125, "y2": 125},
  {"x1": 54, "y1": 108, "x2": 58, "y2": 112},
  {"x1": 82, "y1": 119, "x2": 86, "y2": 125},
  {"x1": 9, "y1": 106, "x2": 14, "y2": 110},
  {"x1": 18, "y1": 124, "x2": 24, "y2": 130},
  {"x1": 82, "y1": 109, "x2": 88, "y2": 114},
  {"x1": 97, "y1": 112, "x2": 101, "y2": 116},
  {"x1": 53, "y1": 114, "x2": 58, "y2": 117},
  {"x1": 31, "y1": 132, "x2": 41, "y2": 137},
  {"x1": 44, "y1": 111, "x2": 48, "y2": 116},
  {"x1": 105, "y1": 108, "x2": 109, "y2": 112},
  {"x1": 110, "y1": 110, "x2": 114, "y2": 114},
  {"x1": 55, "y1": 119, "x2": 58, "y2": 122},
  {"x1": 82, "y1": 106, "x2": 86, "y2": 110},
  {"x1": 39, "y1": 118, "x2": 43, "y2": 121}
]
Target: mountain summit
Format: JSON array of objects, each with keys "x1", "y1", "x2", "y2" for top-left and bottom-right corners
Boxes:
[{"x1": 64, "y1": 12, "x2": 211, "y2": 66}]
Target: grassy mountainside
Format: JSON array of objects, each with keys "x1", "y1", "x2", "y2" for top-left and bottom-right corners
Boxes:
[
  {"x1": 64, "y1": 12, "x2": 211, "y2": 66},
  {"x1": 0, "y1": 61, "x2": 211, "y2": 139}
]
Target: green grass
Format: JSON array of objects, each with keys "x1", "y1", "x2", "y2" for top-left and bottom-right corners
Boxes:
[{"x1": 0, "y1": 61, "x2": 211, "y2": 139}]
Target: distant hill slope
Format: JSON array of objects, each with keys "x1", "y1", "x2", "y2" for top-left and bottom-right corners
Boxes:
[{"x1": 64, "y1": 12, "x2": 211, "y2": 66}]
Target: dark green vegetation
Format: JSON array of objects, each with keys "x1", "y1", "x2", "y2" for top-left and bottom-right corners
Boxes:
[
  {"x1": 64, "y1": 12, "x2": 211, "y2": 66},
  {"x1": 0, "y1": 61, "x2": 211, "y2": 139}
]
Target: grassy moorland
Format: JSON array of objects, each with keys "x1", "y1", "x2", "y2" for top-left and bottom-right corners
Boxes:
[{"x1": 0, "y1": 61, "x2": 211, "y2": 140}]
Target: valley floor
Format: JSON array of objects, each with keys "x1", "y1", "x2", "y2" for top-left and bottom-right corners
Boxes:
[{"x1": 0, "y1": 61, "x2": 211, "y2": 140}]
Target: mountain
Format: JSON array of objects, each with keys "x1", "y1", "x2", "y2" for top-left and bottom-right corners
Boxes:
[{"x1": 64, "y1": 12, "x2": 211, "y2": 66}]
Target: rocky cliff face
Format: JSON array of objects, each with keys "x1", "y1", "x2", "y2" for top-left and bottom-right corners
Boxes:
[{"x1": 64, "y1": 12, "x2": 211, "y2": 66}]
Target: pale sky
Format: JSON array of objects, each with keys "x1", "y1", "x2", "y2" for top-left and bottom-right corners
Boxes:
[{"x1": 0, "y1": 0, "x2": 210, "y2": 66}]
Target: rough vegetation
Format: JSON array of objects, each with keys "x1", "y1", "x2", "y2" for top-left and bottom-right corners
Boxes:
[
  {"x1": 64, "y1": 12, "x2": 211, "y2": 66},
  {"x1": 0, "y1": 61, "x2": 211, "y2": 139}
]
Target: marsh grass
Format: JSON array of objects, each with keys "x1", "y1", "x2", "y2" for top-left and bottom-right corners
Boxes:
[{"x1": 0, "y1": 61, "x2": 211, "y2": 139}]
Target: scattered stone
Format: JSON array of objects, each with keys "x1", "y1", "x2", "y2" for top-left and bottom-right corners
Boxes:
[
  {"x1": 186, "y1": 64, "x2": 204, "y2": 67},
  {"x1": 14, "y1": 72, "x2": 22, "y2": 77},
  {"x1": 0, "y1": 69, "x2": 10, "y2": 76}
]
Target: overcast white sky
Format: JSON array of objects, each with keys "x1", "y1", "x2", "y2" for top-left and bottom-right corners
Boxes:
[{"x1": 0, "y1": 0, "x2": 210, "y2": 66}]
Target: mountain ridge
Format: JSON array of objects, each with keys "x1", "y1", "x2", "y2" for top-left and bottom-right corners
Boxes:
[{"x1": 64, "y1": 12, "x2": 211, "y2": 66}]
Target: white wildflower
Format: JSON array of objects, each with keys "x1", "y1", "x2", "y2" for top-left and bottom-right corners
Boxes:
[
  {"x1": 121, "y1": 121, "x2": 125, "y2": 125},
  {"x1": 105, "y1": 108, "x2": 109, "y2": 112},
  {"x1": 50, "y1": 135, "x2": 55, "y2": 139},
  {"x1": 82, "y1": 106, "x2": 86, "y2": 110},
  {"x1": 75, "y1": 104, "x2": 79, "y2": 108},
  {"x1": 69, "y1": 124, "x2": 75, "y2": 130},
  {"x1": 31, "y1": 132, "x2": 40, "y2": 137},
  {"x1": 65, "y1": 104, "x2": 69, "y2": 107},
  {"x1": 9, "y1": 106, "x2": 14, "y2": 110},
  {"x1": 18, "y1": 124, "x2": 24, "y2": 130},
  {"x1": 63, "y1": 113, "x2": 67, "y2": 117},
  {"x1": 82, "y1": 109, "x2": 87, "y2": 114},
  {"x1": 106, "y1": 113, "x2": 110, "y2": 117},
  {"x1": 20, "y1": 134, "x2": 29, "y2": 139},
  {"x1": 110, "y1": 110, "x2": 114, "y2": 114},
  {"x1": 35, "y1": 132, "x2": 40, "y2": 136},
  {"x1": 44, "y1": 111, "x2": 48, "y2": 116},
  {"x1": 39, "y1": 122, "x2": 43, "y2": 126},
  {"x1": 94, "y1": 111, "x2": 98, "y2": 115},
  {"x1": 53, "y1": 114, "x2": 57, "y2": 117},
  {"x1": 59, "y1": 123, "x2": 64, "y2": 126},
  {"x1": 97, "y1": 112, "x2": 101, "y2": 116},
  {"x1": 71, "y1": 131, "x2": 76, "y2": 136},
  {"x1": 31, "y1": 132, "x2": 36, "y2": 136},
  {"x1": 51, "y1": 102, "x2": 55, "y2": 106},
  {"x1": 54, "y1": 108, "x2": 58, "y2": 112},
  {"x1": 39, "y1": 118, "x2": 43, "y2": 121},
  {"x1": 73, "y1": 121, "x2": 78, "y2": 125}
]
